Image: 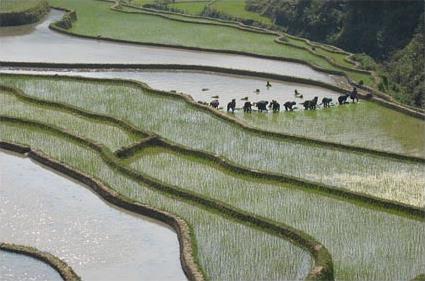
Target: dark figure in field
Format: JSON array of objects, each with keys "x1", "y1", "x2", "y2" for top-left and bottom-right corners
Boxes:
[
  {"x1": 338, "y1": 94, "x2": 349, "y2": 105},
  {"x1": 321, "y1": 97, "x2": 333, "y2": 108},
  {"x1": 210, "y1": 99, "x2": 219, "y2": 109},
  {"x1": 243, "y1": 101, "x2": 252, "y2": 113},
  {"x1": 255, "y1": 100, "x2": 269, "y2": 112},
  {"x1": 284, "y1": 101, "x2": 296, "y2": 111},
  {"x1": 300, "y1": 96, "x2": 319, "y2": 110},
  {"x1": 227, "y1": 99, "x2": 236, "y2": 112},
  {"x1": 266, "y1": 81, "x2": 272, "y2": 88},
  {"x1": 269, "y1": 100, "x2": 280, "y2": 112},
  {"x1": 350, "y1": 87, "x2": 359, "y2": 103},
  {"x1": 294, "y1": 89, "x2": 303, "y2": 99}
]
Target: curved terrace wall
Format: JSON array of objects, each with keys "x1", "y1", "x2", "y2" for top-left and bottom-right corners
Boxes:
[
  {"x1": 0, "y1": 0, "x2": 49, "y2": 26},
  {"x1": 0, "y1": 243, "x2": 81, "y2": 281},
  {"x1": 0, "y1": 117, "x2": 334, "y2": 281},
  {"x1": 1, "y1": 81, "x2": 423, "y2": 217},
  {"x1": 46, "y1": 1, "x2": 425, "y2": 118}
]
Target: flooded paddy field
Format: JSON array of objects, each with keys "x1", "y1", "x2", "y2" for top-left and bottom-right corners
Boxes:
[
  {"x1": 0, "y1": 9, "x2": 340, "y2": 85},
  {"x1": 0, "y1": 151, "x2": 186, "y2": 281},
  {"x1": 0, "y1": 250, "x2": 62, "y2": 281},
  {"x1": 1, "y1": 74, "x2": 424, "y2": 207},
  {"x1": 1, "y1": 2, "x2": 424, "y2": 280},
  {"x1": 1, "y1": 69, "x2": 424, "y2": 158}
]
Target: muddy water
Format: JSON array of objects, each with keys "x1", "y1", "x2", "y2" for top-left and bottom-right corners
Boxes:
[
  {"x1": 0, "y1": 151, "x2": 187, "y2": 281},
  {"x1": 0, "y1": 250, "x2": 62, "y2": 281},
  {"x1": 0, "y1": 9, "x2": 339, "y2": 85}
]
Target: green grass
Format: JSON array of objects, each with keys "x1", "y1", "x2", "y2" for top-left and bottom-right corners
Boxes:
[
  {"x1": 0, "y1": 0, "x2": 43, "y2": 12},
  {"x1": 231, "y1": 101, "x2": 425, "y2": 158},
  {"x1": 49, "y1": 0, "x2": 373, "y2": 85},
  {"x1": 125, "y1": 145, "x2": 425, "y2": 281},
  {"x1": 0, "y1": 121, "x2": 312, "y2": 281},
  {"x1": 1, "y1": 74, "x2": 423, "y2": 207},
  {"x1": 210, "y1": 0, "x2": 272, "y2": 24},
  {"x1": 169, "y1": 1, "x2": 208, "y2": 15}
]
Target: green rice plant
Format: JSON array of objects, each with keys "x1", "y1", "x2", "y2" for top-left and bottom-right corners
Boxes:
[
  {"x1": 231, "y1": 101, "x2": 425, "y2": 158},
  {"x1": 126, "y1": 145, "x2": 425, "y2": 281},
  {"x1": 0, "y1": 90, "x2": 142, "y2": 151},
  {"x1": 0, "y1": 121, "x2": 313, "y2": 281},
  {"x1": 1, "y1": 74, "x2": 423, "y2": 207},
  {"x1": 48, "y1": 0, "x2": 372, "y2": 85}
]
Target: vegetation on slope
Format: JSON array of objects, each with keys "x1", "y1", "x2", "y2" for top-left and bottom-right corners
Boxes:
[
  {"x1": 0, "y1": 0, "x2": 49, "y2": 26},
  {"x1": 246, "y1": 0, "x2": 425, "y2": 107}
]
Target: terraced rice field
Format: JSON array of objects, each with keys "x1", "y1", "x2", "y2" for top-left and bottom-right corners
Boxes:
[
  {"x1": 48, "y1": 0, "x2": 373, "y2": 86},
  {"x1": 125, "y1": 146, "x2": 425, "y2": 281},
  {"x1": 1, "y1": 73, "x2": 423, "y2": 280},
  {"x1": 1, "y1": 74, "x2": 423, "y2": 208},
  {"x1": 0, "y1": 122, "x2": 312, "y2": 281},
  {"x1": 1, "y1": 2, "x2": 424, "y2": 280}
]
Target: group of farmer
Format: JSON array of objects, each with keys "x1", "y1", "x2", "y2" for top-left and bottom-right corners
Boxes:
[{"x1": 209, "y1": 81, "x2": 360, "y2": 113}]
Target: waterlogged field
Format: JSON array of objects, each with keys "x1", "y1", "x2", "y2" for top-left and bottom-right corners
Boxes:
[
  {"x1": 125, "y1": 146, "x2": 425, "y2": 281},
  {"x1": 48, "y1": 0, "x2": 372, "y2": 85},
  {"x1": 1, "y1": 74, "x2": 423, "y2": 207},
  {"x1": 0, "y1": 122, "x2": 312, "y2": 281},
  {"x1": 6, "y1": 69, "x2": 420, "y2": 157},
  {"x1": 0, "y1": 250, "x2": 62, "y2": 281},
  {"x1": 0, "y1": 90, "x2": 143, "y2": 151}
]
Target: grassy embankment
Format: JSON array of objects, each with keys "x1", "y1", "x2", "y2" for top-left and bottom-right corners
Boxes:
[
  {"x1": 0, "y1": 0, "x2": 49, "y2": 26},
  {"x1": 48, "y1": 0, "x2": 374, "y2": 86},
  {"x1": 1, "y1": 76, "x2": 424, "y2": 281}
]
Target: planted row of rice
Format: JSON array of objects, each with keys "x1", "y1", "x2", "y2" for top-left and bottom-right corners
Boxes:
[
  {"x1": 125, "y1": 145, "x2": 425, "y2": 281},
  {"x1": 0, "y1": 121, "x2": 312, "y2": 281},
  {"x1": 0, "y1": 90, "x2": 142, "y2": 151},
  {"x1": 1, "y1": 75, "x2": 423, "y2": 207},
  {"x1": 231, "y1": 101, "x2": 425, "y2": 158},
  {"x1": 49, "y1": 0, "x2": 372, "y2": 85}
]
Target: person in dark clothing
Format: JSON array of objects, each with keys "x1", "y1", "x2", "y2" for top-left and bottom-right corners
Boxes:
[
  {"x1": 227, "y1": 99, "x2": 236, "y2": 112},
  {"x1": 243, "y1": 101, "x2": 252, "y2": 112},
  {"x1": 350, "y1": 87, "x2": 359, "y2": 103}
]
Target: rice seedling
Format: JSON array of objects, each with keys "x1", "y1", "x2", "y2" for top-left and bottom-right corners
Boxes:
[
  {"x1": 0, "y1": 121, "x2": 312, "y2": 281},
  {"x1": 232, "y1": 101, "x2": 425, "y2": 158},
  {"x1": 126, "y1": 145, "x2": 425, "y2": 281},
  {"x1": 48, "y1": 0, "x2": 372, "y2": 85},
  {"x1": 0, "y1": 90, "x2": 142, "y2": 151},
  {"x1": 1, "y1": 74, "x2": 423, "y2": 207}
]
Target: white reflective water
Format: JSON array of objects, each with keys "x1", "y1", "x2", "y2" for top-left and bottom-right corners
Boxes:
[
  {"x1": 0, "y1": 250, "x2": 62, "y2": 281},
  {"x1": 0, "y1": 151, "x2": 187, "y2": 281},
  {"x1": 0, "y1": 9, "x2": 339, "y2": 85}
]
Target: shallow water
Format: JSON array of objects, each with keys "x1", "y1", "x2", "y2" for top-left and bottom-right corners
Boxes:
[
  {"x1": 2, "y1": 69, "x2": 423, "y2": 157},
  {"x1": 0, "y1": 9, "x2": 339, "y2": 85},
  {"x1": 0, "y1": 250, "x2": 62, "y2": 281},
  {"x1": 0, "y1": 151, "x2": 187, "y2": 281},
  {"x1": 0, "y1": 68, "x2": 341, "y2": 106}
]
